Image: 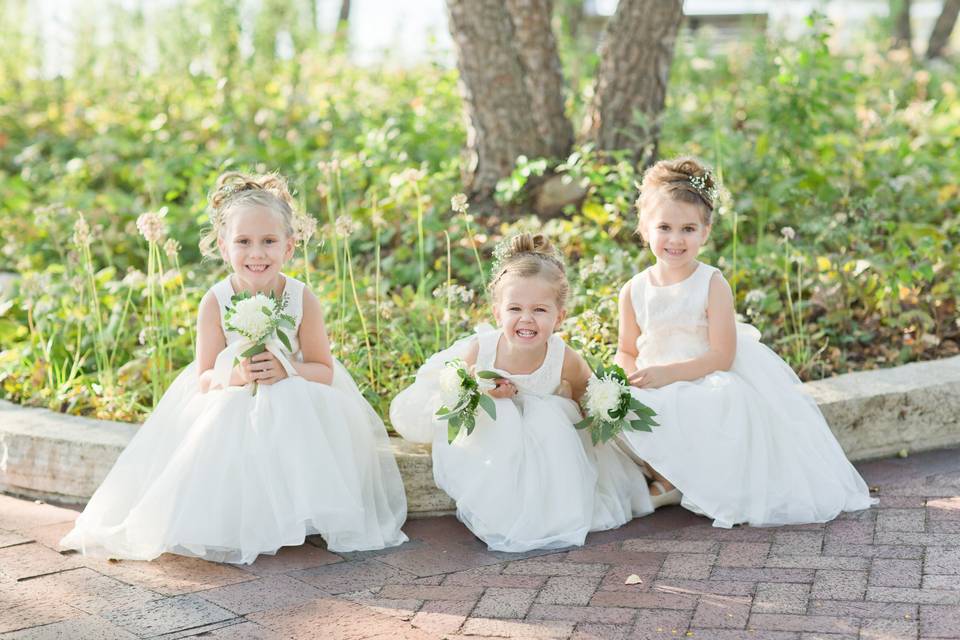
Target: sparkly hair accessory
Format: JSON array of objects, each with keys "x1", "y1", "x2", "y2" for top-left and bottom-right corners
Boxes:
[
  {"x1": 489, "y1": 237, "x2": 563, "y2": 276},
  {"x1": 688, "y1": 172, "x2": 719, "y2": 207},
  {"x1": 488, "y1": 235, "x2": 564, "y2": 289}
]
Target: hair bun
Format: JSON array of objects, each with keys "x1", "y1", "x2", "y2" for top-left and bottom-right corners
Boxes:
[
  {"x1": 488, "y1": 232, "x2": 570, "y2": 308},
  {"x1": 502, "y1": 233, "x2": 561, "y2": 263},
  {"x1": 210, "y1": 171, "x2": 295, "y2": 213},
  {"x1": 637, "y1": 156, "x2": 718, "y2": 224}
]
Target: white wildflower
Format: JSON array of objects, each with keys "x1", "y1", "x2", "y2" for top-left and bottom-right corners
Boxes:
[
  {"x1": 579, "y1": 255, "x2": 608, "y2": 281},
  {"x1": 745, "y1": 289, "x2": 766, "y2": 306},
  {"x1": 780, "y1": 226, "x2": 796, "y2": 241},
  {"x1": 451, "y1": 193, "x2": 469, "y2": 213},
  {"x1": 334, "y1": 215, "x2": 359, "y2": 238},
  {"x1": 72, "y1": 214, "x2": 92, "y2": 247},
  {"x1": 137, "y1": 208, "x2": 168, "y2": 243},
  {"x1": 585, "y1": 376, "x2": 625, "y2": 422},
  {"x1": 163, "y1": 238, "x2": 180, "y2": 260},
  {"x1": 293, "y1": 214, "x2": 319, "y2": 244},
  {"x1": 390, "y1": 167, "x2": 425, "y2": 188},
  {"x1": 123, "y1": 269, "x2": 146, "y2": 287}
]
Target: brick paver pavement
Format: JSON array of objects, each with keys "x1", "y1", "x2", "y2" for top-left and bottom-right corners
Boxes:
[{"x1": 2, "y1": 446, "x2": 959, "y2": 639}]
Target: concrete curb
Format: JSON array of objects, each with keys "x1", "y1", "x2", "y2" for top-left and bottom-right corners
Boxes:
[{"x1": 2, "y1": 355, "x2": 959, "y2": 515}]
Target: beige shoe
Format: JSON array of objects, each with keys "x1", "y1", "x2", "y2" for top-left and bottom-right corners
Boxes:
[{"x1": 649, "y1": 480, "x2": 682, "y2": 509}]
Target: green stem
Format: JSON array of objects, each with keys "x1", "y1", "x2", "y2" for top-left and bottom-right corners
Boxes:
[
  {"x1": 414, "y1": 180, "x2": 425, "y2": 296},
  {"x1": 444, "y1": 231, "x2": 452, "y2": 346},
  {"x1": 461, "y1": 211, "x2": 485, "y2": 285},
  {"x1": 344, "y1": 241, "x2": 376, "y2": 386}
]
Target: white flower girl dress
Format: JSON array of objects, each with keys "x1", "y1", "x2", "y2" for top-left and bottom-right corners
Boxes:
[
  {"x1": 617, "y1": 262, "x2": 876, "y2": 528},
  {"x1": 61, "y1": 274, "x2": 408, "y2": 563},
  {"x1": 390, "y1": 325, "x2": 651, "y2": 552}
]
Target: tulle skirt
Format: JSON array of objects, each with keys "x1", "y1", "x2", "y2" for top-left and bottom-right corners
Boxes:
[
  {"x1": 60, "y1": 360, "x2": 408, "y2": 564},
  {"x1": 618, "y1": 325, "x2": 876, "y2": 528},
  {"x1": 390, "y1": 329, "x2": 651, "y2": 553}
]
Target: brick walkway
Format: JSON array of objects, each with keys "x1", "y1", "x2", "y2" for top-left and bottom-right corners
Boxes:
[{"x1": 2, "y1": 447, "x2": 959, "y2": 639}]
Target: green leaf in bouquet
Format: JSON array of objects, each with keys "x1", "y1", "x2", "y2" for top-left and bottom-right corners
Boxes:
[
  {"x1": 447, "y1": 421, "x2": 459, "y2": 444},
  {"x1": 276, "y1": 329, "x2": 292, "y2": 352},
  {"x1": 477, "y1": 393, "x2": 497, "y2": 420},
  {"x1": 464, "y1": 413, "x2": 477, "y2": 436},
  {"x1": 476, "y1": 370, "x2": 501, "y2": 379},
  {"x1": 241, "y1": 343, "x2": 266, "y2": 358},
  {"x1": 574, "y1": 416, "x2": 592, "y2": 430},
  {"x1": 629, "y1": 419, "x2": 653, "y2": 433},
  {"x1": 628, "y1": 397, "x2": 657, "y2": 417}
]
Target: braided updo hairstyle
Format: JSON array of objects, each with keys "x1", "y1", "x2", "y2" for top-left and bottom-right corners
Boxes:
[
  {"x1": 199, "y1": 171, "x2": 297, "y2": 259},
  {"x1": 488, "y1": 233, "x2": 569, "y2": 309},
  {"x1": 636, "y1": 157, "x2": 718, "y2": 232}
]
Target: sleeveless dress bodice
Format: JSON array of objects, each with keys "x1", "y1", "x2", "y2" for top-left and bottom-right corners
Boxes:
[
  {"x1": 629, "y1": 262, "x2": 717, "y2": 368},
  {"x1": 475, "y1": 329, "x2": 565, "y2": 396}
]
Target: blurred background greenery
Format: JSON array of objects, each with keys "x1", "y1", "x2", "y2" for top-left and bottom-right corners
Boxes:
[{"x1": 1, "y1": 0, "x2": 958, "y2": 425}]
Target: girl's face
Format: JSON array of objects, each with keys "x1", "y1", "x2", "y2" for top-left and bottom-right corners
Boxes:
[
  {"x1": 218, "y1": 206, "x2": 294, "y2": 290},
  {"x1": 492, "y1": 275, "x2": 566, "y2": 351},
  {"x1": 641, "y1": 196, "x2": 711, "y2": 269}
]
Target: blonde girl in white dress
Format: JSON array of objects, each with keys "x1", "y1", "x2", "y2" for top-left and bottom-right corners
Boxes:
[
  {"x1": 391, "y1": 233, "x2": 652, "y2": 553},
  {"x1": 614, "y1": 157, "x2": 875, "y2": 528},
  {"x1": 61, "y1": 172, "x2": 408, "y2": 563}
]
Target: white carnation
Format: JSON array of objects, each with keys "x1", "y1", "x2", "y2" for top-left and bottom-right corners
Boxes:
[
  {"x1": 585, "y1": 376, "x2": 625, "y2": 422},
  {"x1": 437, "y1": 364, "x2": 465, "y2": 409},
  {"x1": 230, "y1": 294, "x2": 276, "y2": 341}
]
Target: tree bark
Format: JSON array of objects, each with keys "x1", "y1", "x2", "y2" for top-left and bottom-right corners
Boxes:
[
  {"x1": 505, "y1": 0, "x2": 573, "y2": 159},
  {"x1": 927, "y1": 0, "x2": 960, "y2": 58},
  {"x1": 446, "y1": 0, "x2": 553, "y2": 201},
  {"x1": 582, "y1": 0, "x2": 683, "y2": 168},
  {"x1": 892, "y1": 0, "x2": 913, "y2": 50}
]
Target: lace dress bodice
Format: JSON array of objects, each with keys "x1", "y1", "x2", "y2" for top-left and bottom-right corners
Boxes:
[
  {"x1": 628, "y1": 262, "x2": 719, "y2": 367},
  {"x1": 476, "y1": 329, "x2": 565, "y2": 395},
  {"x1": 211, "y1": 274, "x2": 305, "y2": 360}
]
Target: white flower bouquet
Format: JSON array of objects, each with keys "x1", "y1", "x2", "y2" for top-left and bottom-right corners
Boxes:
[
  {"x1": 576, "y1": 363, "x2": 658, "y2": 445},
  {"x1": 223, "y1": 292, "x2": 295, "y2": 394},
  {"x1": 435, "y1": 359, "x2": 500, "y2": 444}
]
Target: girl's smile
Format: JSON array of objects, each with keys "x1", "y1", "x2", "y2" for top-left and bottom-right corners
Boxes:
[
  {"x1": 218, "y1": 206, "x2": 294, "y2": 294},
  {"x1": 493, "y1": 275, "x2": 566, "y2": 367},
  {"x1": 641, "y1": 197, "x2": 711, "y2": 282}
]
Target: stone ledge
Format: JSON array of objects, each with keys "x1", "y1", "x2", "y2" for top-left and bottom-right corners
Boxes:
[
  {"x1": 2, "y1": 355, "x2": 959, "y2": 514},
  {"x1": 0, "y1": 400, "x2": 455, "y2": 516},
  {"x1": 804, "y1": 355, "x2": 960, "y2": 461}
]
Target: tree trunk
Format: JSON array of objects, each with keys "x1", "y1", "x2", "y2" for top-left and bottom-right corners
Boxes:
[
  {"x1": 446, "y1": 0, "x2": 555, "y2": 202},
  {"x1": 892, "y1": 0, "x2": 913, "y2": 50},
  {"x1": 334, "y1": 0, "x2": 351, "y2": 48},
  {"x1": 505, "y1": 0, "x2": 573, "y2": 159},
  {"x1": 927, "y1": 0, "x2": 960, "y2": 58},
  {"x1": 582, "y1": 0, "x2": 683, "y2": 168}
]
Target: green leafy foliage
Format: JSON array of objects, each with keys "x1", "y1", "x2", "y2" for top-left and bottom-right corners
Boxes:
[
  {"x1": 0, "y1": 7, "x2": 957, "y2": 425},
  {"x1": 435, "y1": 365, "x2": 498, "y2": 444}
]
